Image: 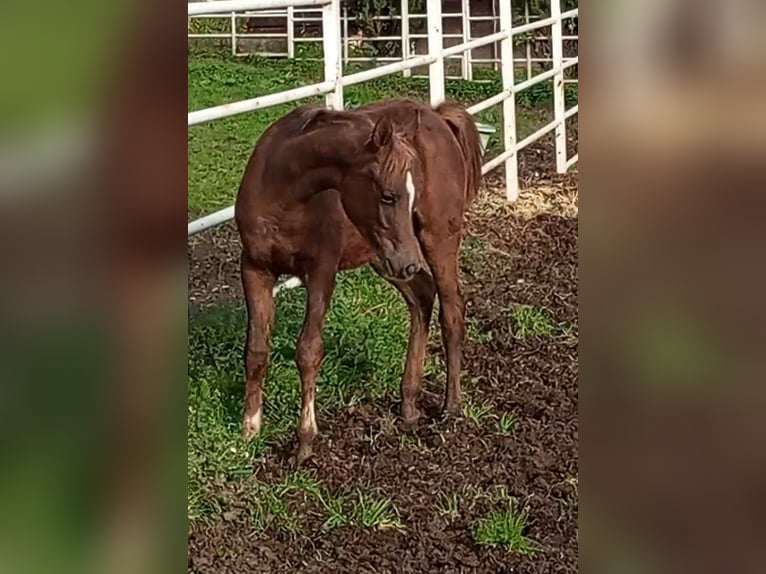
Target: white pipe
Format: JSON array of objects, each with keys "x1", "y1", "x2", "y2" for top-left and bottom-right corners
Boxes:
[
  {"x1": 441, "y1": 31, "x2": 508, "y2": 58},
  {"x1": 287, "y1": 6, "x2": 295, "y2": 58},
  {"x1": 188, "y1": 80, "x2": 334, "y2": 125},
  {"x1": 341, "y1": 54, "x2": 436, "y2": 86},
  {"x1": 481, "y1": 148, "x2": 514, "y2": 175},
  {"x1": 188, "y1": 206, "x2": 235, "y2": 236},
  {"x1": 466, "y1": 89, "x2": 511, "y2": 115},
  {"x1": 514, "y1": 58, "x2": 577, "y2": 93},
  {"x1": 524, "y1": 0, "x2": 532, "y2": 80},
  {"x1": 188, "y1": 0, "x2": 328, "y2": 16},
  {"x1": 322, "y1": 0, "x2": 343, "y2": 109},
  {"x1": 497, "y1": 0, "x2": 517, "y2": 201},
  {"x1": 426, "y1": 0, "x2": 445, "y2": 107},
  {"x1": 565, "y1": 153, "x2": 578, "y2": 169},
  {"x1": 565, "y1": 104, "x2": 579, "y2": 120},
  {"x1": 551, "y1": 0, "x2": 567, "y2": 173},
  {"x1": 401, "y1": 0, "x2": 411, "y2": 77},
  {"x1": 461, "y1": 0, "x2": 472, "y2": 80}
]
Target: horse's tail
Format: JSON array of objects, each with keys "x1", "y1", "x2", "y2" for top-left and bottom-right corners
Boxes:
[{"x1": 434, "y1": 101, "x2": 483, "y2": 206}]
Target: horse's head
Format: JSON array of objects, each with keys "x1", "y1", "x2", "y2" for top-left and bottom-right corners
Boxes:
[
  {"x1": 300, "y1": 108, "x2": 423, "y2": 281},
  {"x1": 343, "y1": 115, "x2": 423, "y2": 281}
]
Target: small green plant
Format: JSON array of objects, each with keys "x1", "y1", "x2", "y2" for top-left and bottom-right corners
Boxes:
[
  {"x1": 472, "y1": 503, "x2": 536, "y2": 554},
  {"x1": 352, "y1": 490, "x2": 403, "y2": 530},
  {"x1": 510, "y1": 305, "x2": 556, "y2": 338},
  {"x1": 435, "y1": 493, "x2": 459, "y2": 518},
  {"x1": 463, "y1": 399, "x2": 493, "y2": 426},
  {"x1": 277, "y1": 469, "x2": 324, "y2": 499},
  {"x1": 250, "y1": 485, "x2": 300, "y2": 533},
  {"x1": 497, "y1": 412, "x2": 519, "y2": 435},
  {"x1": 320, "y1": 494, "x2": 351, "y2": 532}
]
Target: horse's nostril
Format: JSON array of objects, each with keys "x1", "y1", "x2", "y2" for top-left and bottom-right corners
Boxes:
[{"x1": 404, "y1": 263, "x2": 418, "y2": 278}]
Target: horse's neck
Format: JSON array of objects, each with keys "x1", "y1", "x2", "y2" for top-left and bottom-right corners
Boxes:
[
  {"x1": 297, "y1": 166, "x2": 343, "y2": 198},
  {"x1": 277, "y1": 129, "x2": 359, "y2": 197}
]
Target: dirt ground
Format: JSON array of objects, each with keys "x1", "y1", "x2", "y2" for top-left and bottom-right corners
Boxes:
[{"x1": 187, "y1": 145, "x2": 578, "y2": 573}]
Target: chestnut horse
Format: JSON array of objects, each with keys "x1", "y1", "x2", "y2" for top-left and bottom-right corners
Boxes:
[{"x1": 234, "y1": 98, "x2": 482, "y2": 463}]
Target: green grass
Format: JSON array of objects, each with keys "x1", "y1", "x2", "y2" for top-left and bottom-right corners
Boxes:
[
  {"x1": 497, "y1": 412, "x2": 519, "y2": 435},
  {"x1": 352, "y1": 490, "x2": 403, "y2": 530},
  {"x1": 435, "y1": 492, "x2": 460, "y2": 519},
  {"x1": 510, "y1": 304, "x2": 558, "y2": 338},
  {"x1": 463, "y1": 398, "x2": 494, "y2": 426},
  {"x1": 188, "y1": 52, "x2": 577, "y2": 215},
  {"x1": 188, "y1": 266, "x2": 415, "y2": 520},
  {"x1": 472, "y1": 502, "x2": 537, "y2": 554}
]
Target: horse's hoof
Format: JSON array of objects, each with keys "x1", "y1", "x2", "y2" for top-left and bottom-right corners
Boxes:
[
  {"x1": 442, "y1": 402, "x2": 463, "y2": 418},
  {"x1": 401, "y1": 407, "x2": 422, "y2": 430},
  {"x1": 295, "y1": 443, "x2": 314, "y2": 466}
]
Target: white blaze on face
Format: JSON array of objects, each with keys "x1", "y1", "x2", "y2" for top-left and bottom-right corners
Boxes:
[{"x1": 405, "y1": 171, "x2": 416, "y2": 214}]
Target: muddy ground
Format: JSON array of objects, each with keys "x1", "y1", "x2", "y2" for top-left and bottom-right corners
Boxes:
[{"x1": 187, "y1": 145, "x2": 578, "y2": 573}]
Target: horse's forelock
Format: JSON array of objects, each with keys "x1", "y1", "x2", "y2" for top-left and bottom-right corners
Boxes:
[{"x1": 380, "y1": 132, "x2": 417, "y2": 179}]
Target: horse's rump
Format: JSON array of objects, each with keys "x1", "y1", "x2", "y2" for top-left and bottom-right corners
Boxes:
[{"x1": 434, "y1": 102, "x2": 483, "y2": 206}]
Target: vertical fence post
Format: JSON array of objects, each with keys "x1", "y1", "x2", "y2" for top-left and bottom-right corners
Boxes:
[
  {"x1": 401, "y1": 0, "x2": 411, "y2": 77},
  {"x1": 461, "y1": 0, "x2": 472, "y2": 81},
  {"x1": 498, "y1": 0, "x2": 518, "y2": 201},
  {"x1": 323, "y1": 0, "x2": 344, "y2": 109},
  {"x1": 524, "y1": 0, "x2": 532, "y2": 80},
  {"x1": 287, "y1": 6, "x2": 295, "y2": 58},
  {"x1": 230, "y1": 12, "x2": 237, "y2": 56},
  {"x1": 551, "y1": 0, "x2": 567, "y2": 173},
  {"x1": 342, "y1": 6, "x2": 349, "y2": 64},
  {"x1": 426, "y1": 0, "x2": 445, "y2": 106}
]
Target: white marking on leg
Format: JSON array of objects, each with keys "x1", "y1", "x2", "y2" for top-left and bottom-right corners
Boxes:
[
  {"x1": 245, "y1": 408, "x2": 262, "y2": 435},
  {"x1": 301, "y1": 398, "x2": 317, "y2": 435},
  {"x1": 405, "y1": 171, "x2": 416, "y2": 214}
]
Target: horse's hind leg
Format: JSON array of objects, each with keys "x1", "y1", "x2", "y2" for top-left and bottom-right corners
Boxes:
[
  {"x1": 420, "y1": 236, "x2": 465, "y2": 416},
  {"x1": 241, "y1": 255, "x2": 277, "y2": 439},
  {"x1": 374, "y1": 267, "x2": 436, "y2": 425},
  {"x1": 295, "y1": 265, "x2": 336, "y2": 464}
]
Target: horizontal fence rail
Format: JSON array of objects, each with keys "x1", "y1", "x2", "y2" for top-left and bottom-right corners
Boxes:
[
  {"x1": 188, "y1": 0, "x2": 579, "y2": 252},
  {"x1": 188, "y1": 0, "x2": 579, "y2": 83}
]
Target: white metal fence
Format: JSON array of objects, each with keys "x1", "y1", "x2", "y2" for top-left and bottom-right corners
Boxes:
[
  {"x1": 189, "y1": 0, "x2": 579, "y2": 82},
  {"x1": 188, "y1": 0, "x2": 579, "y2": 238}
]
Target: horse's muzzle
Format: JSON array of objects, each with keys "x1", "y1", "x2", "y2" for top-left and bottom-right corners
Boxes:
[{"x1": 382, "y1": 257, "x2": 420, "y2": 281}]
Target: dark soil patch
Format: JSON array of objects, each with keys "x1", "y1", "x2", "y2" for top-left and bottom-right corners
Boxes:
[{"x1": 187, "y1": 172, "x2": 578, "y2": 573}]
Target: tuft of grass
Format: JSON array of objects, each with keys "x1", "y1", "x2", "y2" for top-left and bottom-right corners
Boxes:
[
  {"x1": 319, "y1": 494, "x2": 351, "y2": 532},
  {"x1": 510, "y1": 304, "x2": 557, "y2": 338},
  {"x1": 466, "y1": 316, "x2": 493, "y2": 343},
  {"x1": 435, "y1": 492, "x2": 460, "y2": 519},
  {"x1": 351, "y1": 490, "x2": 403, "y2": 530},
  {"x1": 472, "y1": 503, "x2": 537, "y2": 554},
  {"x1": 463, "y1": 399, "x2": 493, "y2": 426},
  {"x1": 497, "y1": 412, "x2": 519, "y2": 435},
  {"x1": 250, "y1": 484, "x2": 300, "y2": 533}
]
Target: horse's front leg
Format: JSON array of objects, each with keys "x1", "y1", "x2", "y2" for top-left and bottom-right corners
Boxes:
[
  {"x1": 295, "y1": 266, "x2": 336, "y2": 464},
  {"x1": 241, "y1": 255, "x2": 277, "y2": 439},
  {"x1": 421, "y1": 235, "x2": 465, "y2": 416},
  {"x1": 374, "y1": 266, "x2": 436, "y2": 425}
]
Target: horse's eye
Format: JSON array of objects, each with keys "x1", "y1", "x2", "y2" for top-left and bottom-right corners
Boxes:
[{"x1": 381, "y1": 190, "x2": 397, "y2": 205}]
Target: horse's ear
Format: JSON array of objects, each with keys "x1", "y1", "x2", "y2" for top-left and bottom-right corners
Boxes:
[
  {"x1": 368, "y1": 115, "x2": 394, "y2": 150},
  {"x1": 402, "y1": 108, "x2": 421, "y2": 136},
  {"x1": 300, "y1": 108, "x2": 333, "y2": 133}
]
